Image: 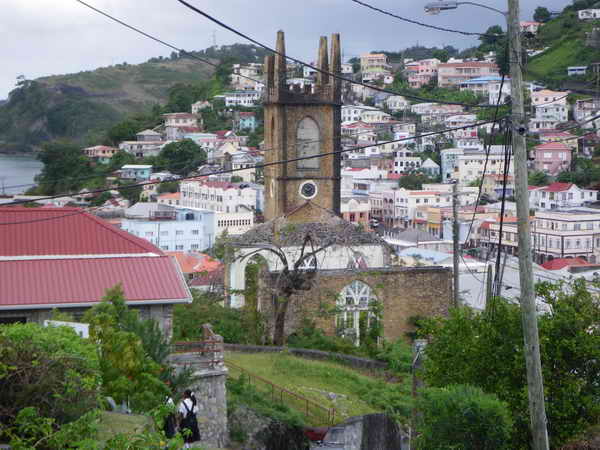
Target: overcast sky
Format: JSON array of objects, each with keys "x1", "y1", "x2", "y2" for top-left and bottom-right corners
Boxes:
[{"x1": 2, "y1": 0, "x2": 569, "y2": 99}]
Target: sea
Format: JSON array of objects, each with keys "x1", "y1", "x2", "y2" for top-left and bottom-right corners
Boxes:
[{"x1": 0, "y1": 154, "x2": 43, "y2": 195}]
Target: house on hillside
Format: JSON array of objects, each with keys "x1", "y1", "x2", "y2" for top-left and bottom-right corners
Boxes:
[
  {"x1": 533, "y1": 142, "x2": 572, "y2": 176},
  {"x1": 0, "y1": 207, "x2": 191, "y2": 335},
  {"x1": 120, "y1": 165, "x2": 153, "y2": 181},
  {"x1": 529, "y1": 182, "x2": 598, "y2": 210},
  {"x1": 233, "y1": 111, "x2": 257, "y2": 132},
  {"x1": 163, "y1": 113, "x2": 201, "y2": 140},
  {"x1": 579, "y1": 9, "x2": 600, "y2": 20},
  {"x1": 83, "y1": 145, "x2": 117, "y2": 164}
]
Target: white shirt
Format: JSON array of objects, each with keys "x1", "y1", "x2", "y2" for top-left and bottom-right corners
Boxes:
[{"x1": 178, "y1": 398, "x2": 196, "y2": 416}]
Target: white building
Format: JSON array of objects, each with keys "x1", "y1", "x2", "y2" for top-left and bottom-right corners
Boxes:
[
  {"x1": 121, "y1": 203, "x2": 216, "y2": 252},
  {"x1": 384, "y1": 95, "x2": 410, "y2": 112},
  {"x1": 529, "y1": 182, "x2": 598, "y2": 210},
  {"x1": 488, "y1": 79, "x2": 512, "y2": 104},
  {"x1": 457, "y1": 147, "x2": 514, "y2": 185},
  {"x1": 579, "y1": 9, "x2": 600, "y2": 20},
  {"x1": 179, "y1": 179, "x2": 258, "y2": 235},
  {"x1": 223, "y1": 90, "x2": 261, "y2": 107},
  {"x1": 392, "y1": 148, "x2": 422, "y2": 174}
]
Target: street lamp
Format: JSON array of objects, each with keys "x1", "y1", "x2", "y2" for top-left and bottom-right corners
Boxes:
[{"x1": 424, "y1": 1, "x2": 506, "y2": 17}]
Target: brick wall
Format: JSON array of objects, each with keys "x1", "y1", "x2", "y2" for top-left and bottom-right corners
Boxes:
[{"x1": 258, "y1": 266, "x2": 452, "y2": 342}]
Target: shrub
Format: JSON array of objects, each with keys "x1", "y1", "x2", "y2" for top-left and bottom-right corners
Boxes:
[
  {"x1": 415, "y1": 384, "x2": 513, "y2": 450},
  {"x1": 0, "y1": 323, "x2": 100, "y2": 436}
]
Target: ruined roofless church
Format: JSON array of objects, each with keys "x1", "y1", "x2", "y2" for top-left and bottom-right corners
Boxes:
[{"x1": 225, "y1": 31, "x2": 452, "y2": 344}]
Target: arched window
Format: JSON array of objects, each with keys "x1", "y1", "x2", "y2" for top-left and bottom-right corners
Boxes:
[
  {"x1": 336, "y1": 281, "x2": 378, "y2": 345},
  {"x1": 296, "y1": 117, "x2": 320, "y2": 170}
]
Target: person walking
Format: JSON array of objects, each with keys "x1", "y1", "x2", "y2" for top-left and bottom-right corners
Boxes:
[{"x1": 178, "y1": 389, "x2": 200, "y2": 448}]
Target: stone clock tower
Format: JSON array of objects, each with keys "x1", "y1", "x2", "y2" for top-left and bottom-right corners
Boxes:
[{"x1": 262, "y1": 31, "x2": 342, "y2": 221}]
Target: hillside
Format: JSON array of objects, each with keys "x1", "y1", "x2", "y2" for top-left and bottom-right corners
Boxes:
[
  {"x1": 526, "y1": 4, "x2": 600, "y2": 86},
  {"x1": 0, "y1": 44, "x2": 269, "y2": 154}
]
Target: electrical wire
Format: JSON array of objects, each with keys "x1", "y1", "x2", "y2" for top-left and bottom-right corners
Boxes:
[
  {"x1": 173, "y1": 0, "x2": 506, "y2": 109},
  {"x1": 0, "y1": 125, "x2": 394, "y2": 192},
  {"x1": 348, "y1": 0, "x2": 490, "y2": 37},
  {"x1": 0, "y1": 117, "x2": 505, "y2": 209}
]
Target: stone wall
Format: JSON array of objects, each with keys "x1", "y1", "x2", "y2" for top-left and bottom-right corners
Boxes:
[
  {"x1": 258, "y1": 266, "x2": 452, "y2": 342},
  {"x1": 317, "y1": 414, "x2": 407, "y2": 450},
  {"x1": 189, "y1": 367, "x2": 229, "y2": 448}
]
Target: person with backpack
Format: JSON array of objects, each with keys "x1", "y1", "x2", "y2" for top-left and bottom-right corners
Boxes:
[{"x1": 178, "y1": 389, "x2": 200, "y2": 448}]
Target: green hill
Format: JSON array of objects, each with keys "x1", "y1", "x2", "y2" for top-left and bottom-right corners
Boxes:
[
  {"x1": 526, "y1": 5, "x2": 600, "y2": 86},
  {"x1": 0, "y1": 44, "x2": 269, "y2": 153}
]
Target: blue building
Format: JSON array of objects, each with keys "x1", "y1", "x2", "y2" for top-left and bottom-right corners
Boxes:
[
  {"x1": 121, "y1": 203, "x2": 215, "y2": 252},
  {"x1": 120, "y1": 165, "x2": 153, "y2": 181},
  {"x1": 235, "y1": 112, "x2": 258, "y2": 132}
]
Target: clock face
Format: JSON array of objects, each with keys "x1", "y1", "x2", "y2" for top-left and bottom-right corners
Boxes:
[{"x1": 299, "y1": 181, "x2": 318, "y2": 200}]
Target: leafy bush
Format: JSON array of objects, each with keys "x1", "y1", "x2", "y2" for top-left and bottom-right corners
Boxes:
[
  {"x1": 420, "y1": 279, "x2": 600, "y2": 449},
  {"x1": 415, "y1": 384, "x2": 513, "y2": 450},
  {"x1": 376, "y1": 339, "x2": 412, "y2": 375},
  {"x1": 0, "y1": 323, "x2": 100, "y2": 441}
]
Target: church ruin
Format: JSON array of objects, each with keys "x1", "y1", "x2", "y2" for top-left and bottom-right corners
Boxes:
[{"x1": 225, "y1": 31, "x2": 452, "y2": 344}]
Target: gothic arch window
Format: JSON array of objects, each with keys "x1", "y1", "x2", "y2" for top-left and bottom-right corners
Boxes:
[
  {"x1": 336, "y1": 280, "x2": 378, "y2": 345},
  {"x1": 296, "y1": 117, "x2": 320, "y2": 170}
]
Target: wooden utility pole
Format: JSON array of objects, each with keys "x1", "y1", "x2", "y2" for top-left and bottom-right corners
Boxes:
[
  {"x1": 507, "y1": 0, "x2": 550, "y2": 448},
  {"x1": 452, "y1": 181, "x2": 460, "y2": 307}
]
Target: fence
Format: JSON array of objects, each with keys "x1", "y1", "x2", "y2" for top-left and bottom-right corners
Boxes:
[{"x1": 225, "y1": 359, "x2": 336, "y2": 426}]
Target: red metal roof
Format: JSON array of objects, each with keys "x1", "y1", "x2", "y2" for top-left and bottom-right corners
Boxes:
[
  {"x1": 541, "y1": 182, "x2": 574, "y2": 192},
  {"x1": 0, "y1": 256, "x2": 190, "y2": 308},
  {"x1": 534, "y1": 142, "x2": 571, "y2": 151},
  {"x1": 541, "y1": 257, "x2": 589, "y2": 271},
  {"x1": 0, "y1": 207, "x2": 161, "y2": 257}
]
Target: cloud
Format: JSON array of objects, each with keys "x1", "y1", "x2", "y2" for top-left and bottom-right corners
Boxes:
[{"x1": 1, "y1": 0, "x2": 570, "y2": 99}]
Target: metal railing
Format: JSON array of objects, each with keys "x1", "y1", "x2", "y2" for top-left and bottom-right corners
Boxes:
[{"x1": 225, "y1": 359, "x2": 336, "y2": 426}]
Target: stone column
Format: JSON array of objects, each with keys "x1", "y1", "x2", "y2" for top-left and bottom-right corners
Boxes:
[{"x1": 189, "y1": 367, "x2": 229, "y2": 448}]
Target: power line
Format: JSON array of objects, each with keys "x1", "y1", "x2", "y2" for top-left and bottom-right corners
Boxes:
[
  {"x1": 0, "y1": 117, "x2": 504, "y2": 209},
  {"x1": 348, "y1": 0, "x2": 489, "y2": 37},
  {"x1": 173, "y1": 0, "x2": 505, "y2": 109}
]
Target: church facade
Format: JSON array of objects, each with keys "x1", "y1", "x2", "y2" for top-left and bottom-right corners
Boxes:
[{"x1": 225, "y1": 32, "x2": 451, "y2": 344}]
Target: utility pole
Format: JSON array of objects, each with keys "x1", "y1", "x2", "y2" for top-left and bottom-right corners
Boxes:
[
  {"x1": 452, "y1": 181, "x2": 460, "y2": 307},
  {"x1": 507, "y1": 0, "x2": 550, "y2": 448}
]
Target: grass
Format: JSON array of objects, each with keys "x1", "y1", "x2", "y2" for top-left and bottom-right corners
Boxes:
[
  {"x1": 225, "y1": 351, "x2": 412, "y2": 426},
  {"x1": 95, "y1": 411, "x2": 153, "y2": 444}
]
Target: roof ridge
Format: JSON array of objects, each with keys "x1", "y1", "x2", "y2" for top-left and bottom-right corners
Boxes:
[{"x1": 81, "y1": 210, "x2": 164, "y2": 255}]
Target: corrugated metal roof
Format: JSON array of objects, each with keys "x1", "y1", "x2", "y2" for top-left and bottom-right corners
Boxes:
[
  {"x1": 0, "y1": 256, "x2": 190, "y2": 307},
  {"x1": 0, "y1": 207, "x2": 161, "y2": 256}
]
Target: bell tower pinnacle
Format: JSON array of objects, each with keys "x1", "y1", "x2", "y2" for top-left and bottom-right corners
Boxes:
[{"x1": 263, "y1": 31, "x2": 342, "y2": 222}]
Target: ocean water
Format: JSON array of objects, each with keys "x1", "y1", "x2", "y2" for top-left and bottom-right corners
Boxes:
[{"x1": 0, "y1": 154, "x2": 43, "y2": 194}]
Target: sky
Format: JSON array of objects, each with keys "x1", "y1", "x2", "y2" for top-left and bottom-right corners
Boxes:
[{"x1": 1, "y1": 0, "x2": 570, "y2": 99}]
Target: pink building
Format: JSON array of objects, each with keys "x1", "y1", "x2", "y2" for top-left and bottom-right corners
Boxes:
[
  {"x1": 406, "y1": 58, "x2": 440, "y2": 89},
  {"x1": 520, "y1": 21, "x2": 542, "y2": 34},
  {"x1": 437, "y1": 61, "x2": 499, "y2": 88},
  {"x1": 534, "y1": 142, "x2": 572, "y2": 176}
]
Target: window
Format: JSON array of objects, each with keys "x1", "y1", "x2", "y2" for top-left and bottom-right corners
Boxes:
[
  {"x1": 296, "y1": 117, "x2": 320, "y2": 169},
  {"x1": 145, "y1": 232, "x2": 154, "y2": 237},
  {"x1": 176, "y1": 230, "x2": 184, "y2": 236},
  {"x1": 191, "y1": 244, "x2": 199, "y2": 250},
  {"x1": 175, "y1": 245, "x2": 184, "y2": 250},
  {"x1": 192, "y1": 230, "x2": 200, "y2": 235},
  {"x1": 160, "y1": 231, "x2": 168, "y2": 236}
]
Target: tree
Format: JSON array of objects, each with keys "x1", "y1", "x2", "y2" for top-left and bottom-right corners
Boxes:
[
  {"x1": 398, "y1": 173, "x2": 435, "y2": 190},
  {"x1": 84, "y1": 285, "x2": 169, "y2": 412},
  {"x1": 109, "y1": 150, "x2": 136, "y2": 171},
  {"x1": 534, "y1": 6, "x2": 551, "y2": 22},
  {"x1": 415, "y1": 384, "x2": 513, "y2": 450},
  {"x1": 479, "y1": 25, "x2": 505, "y2": 49},
  {"x1": 156, "y1": 181, "x2": 179, "y2": 194},
  {"x1": 37, "y1": 139, "x2": 94, "y2": 195},
  {"x1": 419, "y1": 279, "x2": 600, "y2": 449},
  {"x1": 528, "y1": 170, "x2": 549, "y2": 186},
  {"x1": 158, "y1": 139, "x2": 206, "y2": 175},
  {"x1": 432, "y1": 49, "x2": 449, "y2": 63}
]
